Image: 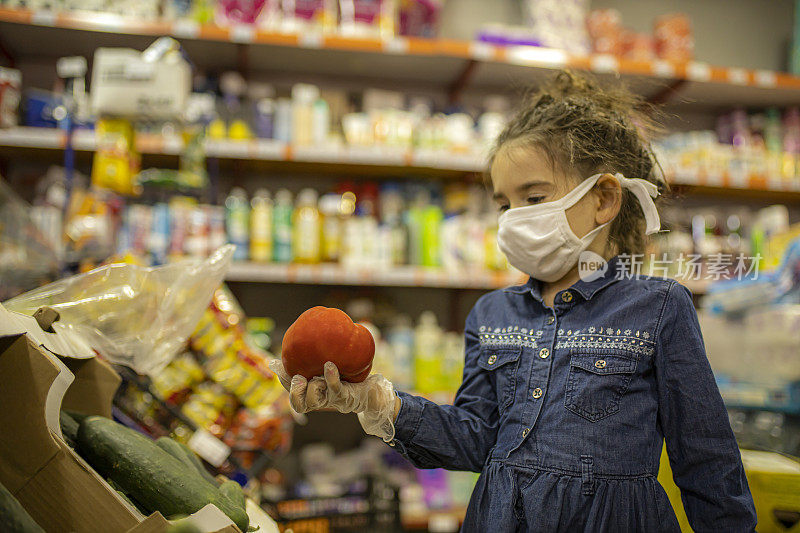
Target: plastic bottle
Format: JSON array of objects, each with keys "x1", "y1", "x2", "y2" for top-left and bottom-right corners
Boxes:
[
  {"x1": 272, "y1": 188, "x2": 293, "y2": 263},
  {"x1": 293, "y1": 188, "x2": 321, "y2": 263},
  {"x1": 249, "y1": 83, "x2": 275, "y2": 139},
  {"x1": 442, "y1": 332, "x2": 465, "y2": 392},
  {"x1": 388, "y1": 314, "x2": 415, "y2": 391},
  {"x1": 414, "y1": 311, "x2": 443, "y2": 394},
  {"x1": 250, "y1": 189, "x2": 273, "y2": 262},
  {"x1": 421, "y1": 202, "x2": 443, "y2": 267},
  {"x1": 225, "y1": 188, "x2": 250, "y2": 261},
  {"x1": 319, "y1": 193, "x2": 342, "y2": 262},
  {"x1": 274, "y1": 98, "x2": 293, "y2": 143},
  {"x1": 312, "y1": 96, "x2": 330, "y2": 146},
  {"x1": 292, "y1": 84, "x2": 320, "y2": 146}
]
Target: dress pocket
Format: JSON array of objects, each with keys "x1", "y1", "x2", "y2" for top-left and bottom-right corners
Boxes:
[
  {"x1": 564, "y1": 349, "x2": 638, "y2": 422},
  {"x1": 477, "y1": 346, "x2": 522, "y2": 413}
]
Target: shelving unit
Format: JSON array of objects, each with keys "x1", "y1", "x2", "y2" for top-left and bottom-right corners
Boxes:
[
  {"x1": 3, "y1": 126, "x2": 800, "y2": 201},
  {"x1": 3, "y1": 7, "x2": 800, "y2": 109}
]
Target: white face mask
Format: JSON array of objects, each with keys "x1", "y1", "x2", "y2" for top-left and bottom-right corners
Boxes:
[{"x1": 497, "y1": 173, "x2": 661, "y2": 283}]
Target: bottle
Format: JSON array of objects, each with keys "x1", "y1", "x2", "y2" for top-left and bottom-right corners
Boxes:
[
  {"x1": 291, "y1": 83, "x2": 319, "y2": 146},
  {"x1": 272, "y1": 189, "x2": 293, "y2": 263},
  {"x1": 249, "y1": 82, "x2": 275, "y2": 139},
  {"x1": 250, "y1": 189, "x2": 273, "y2": 262},
  {"x1": 421, "y1": 202, "x2": 443, "y2": 267},
  {"x1": 414, "y1": 311, "x2": 443, "y2": 394},
  {"x1": 293, "y1": 188, "x2": 321, "y2": 263},
  {"x1": 312, "y1": 96, "x2": 330, "y2": 146},
  {"x1": 388, "y1": 314, "x2": 415, "y2": 391},
  {"x1": 442, "y1": 332, "x2": 465, "y2": 392},
  {"x1": 274, "y1": 98, "x2": 293, "y2": 143},
  {"x1": 225, "y1": 188, "x2": 250, "y2": 261},
  {"x1": 149, "y1": 202, "x2": 171, "y2": 265},
  {"x1": 319, "y1": 193, "x2": 342, "y2": 262}
]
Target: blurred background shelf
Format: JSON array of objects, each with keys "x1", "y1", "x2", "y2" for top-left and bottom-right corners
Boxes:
[
  {"x1": 4, "y1": 127, "x2": 800, "y2": 201},
  {"x1": 3, "y1": 7, "x2": 800, "y2": 111}
]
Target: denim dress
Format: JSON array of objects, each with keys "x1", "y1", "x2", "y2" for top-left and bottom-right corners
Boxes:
[{"x1": 389, "y1": 256, "x2": 757, "y2": 532}]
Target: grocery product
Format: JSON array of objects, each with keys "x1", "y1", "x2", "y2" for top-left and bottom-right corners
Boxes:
[
  {"x1": 220, "y1": 479, "x2": 247, "y2": 510},
  {"x1": 292, "y1": 188, "x2": 321, "y2": 263},
  {"x1": 272, "y1": 188, "x2": 294, "y2": 263},
  {"x1": 59, "y1": 410, "x2": 80, "y2": 448},
  {"x1": 226, "y1": 188, "x2": 251, "y2": 261},
  {"x1": 250, "y1": 189, "x2": 274, "y2": 262},
  {"x1": 0, "y1": 480, "x2": 44, "y2": 533},
  {"x1": 282, "y1": 306, "x2": 375, "y2": 382},
  {"x1": 77, "y1": 416, "x2": 249, "y2": 531}
]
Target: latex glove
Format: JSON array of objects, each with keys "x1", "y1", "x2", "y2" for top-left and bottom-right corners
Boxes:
[{"x1": 268, "y1": 359, "x2": 397, "y2": 442}]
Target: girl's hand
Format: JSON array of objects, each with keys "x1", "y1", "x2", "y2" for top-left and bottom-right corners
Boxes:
[{"x1": 269, "y1": 359, "x2": 398, "y2": 442}]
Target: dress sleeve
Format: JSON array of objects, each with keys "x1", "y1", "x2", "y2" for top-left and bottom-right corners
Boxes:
[
  {"x1": 389, "y1": 304, "x2": 500, "y2": 472},
  {"x1": 655, "y1": 281, "x2": 757, "y2": 532}
]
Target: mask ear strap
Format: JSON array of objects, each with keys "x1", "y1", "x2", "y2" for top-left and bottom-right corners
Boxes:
[{"x1": 615, "y1": 173, "x2": 661, "y2": 235}]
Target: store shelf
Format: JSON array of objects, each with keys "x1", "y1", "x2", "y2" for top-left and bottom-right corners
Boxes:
[
  {"x1": 3, "y1": 7, "x2": 800, "y2": 106},
  {"x1": 0, "y1": 127, "x2": 485, "y2": 178},
  {"x1": 5, "y1": 128, "x2": 800, "y2": 200},
  {"x1": 226, "y1": 262, "x2": 524, "y2": 289},
  {"x1": 226, "y1": 262, "x2": 713, "y2": 295}
]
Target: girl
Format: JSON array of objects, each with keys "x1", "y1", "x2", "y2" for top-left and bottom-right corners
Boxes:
[{"x1": 270, "y1": 71, "x2": 757, "y2": 532}]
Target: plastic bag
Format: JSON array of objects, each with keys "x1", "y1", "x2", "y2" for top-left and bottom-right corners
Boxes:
[
  {"x1": 0, "y1": 176, "x2": 60, "y2": 300},
  {"x1": 4, "y1": 245, "x2": 234, "y2": 375}
]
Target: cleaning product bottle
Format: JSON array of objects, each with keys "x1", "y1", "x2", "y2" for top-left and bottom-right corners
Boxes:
[
  {"x1": 421, "y1": 200, "x2": 443, "y2": 267},
  {"x1": 291, "y1": 84, "x2": 319, "y2": 146},
  {"x1": 442, "y1": 332, "x2": 465, "y2": 392},
  {"x1": 250, "y1": 188, "x2": 273, "y2": 262},
  {"x1": 225, "y1": 187, "x2": 250, "y2": 261},
  {"x1": 312, "y1": 96, "x2": 330, "y2": 146},
  {"x1": 272, "y1": 188, "x2": 293, "y2": 263},
  {"x1": 319, "y1": 193, "x2": 342, "y2": 262},
  {"x1": 293, "y1": 188, "x2": 321, "y2": 263},
  {"x1": 414, "y1": 311, "x2": 443, "y2": 394},
  {"x1": 388, "y1": 314, "x2": 415, "y2": 391}
]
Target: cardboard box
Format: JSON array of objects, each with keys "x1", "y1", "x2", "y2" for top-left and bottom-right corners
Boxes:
[{"x1": 0, "y1": 303, "x2": 248, "y2": 533}]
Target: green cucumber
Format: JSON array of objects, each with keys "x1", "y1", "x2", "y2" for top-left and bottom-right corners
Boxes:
[
  {"x1": 156, "y1": 437, "x2": 199, "y2": 473},
  {"x1": 219, "y1": 480, "x2": 245, "y2": 511},
  {"x1": 63, "y1": 409, "x2": 91, "y2": 424},
  {"x1": 176, "y1": 440, "x2": 220, "y2": 487},
  {"x1": 59, "y1": 411, "x2": 79, "y2": 447},
  {"x1": 77, "y1": 417, "x2": 248, "y2": 531},
  {"x1": 168, "y1": 521, "x2": 202, "y2": 533},
  {"x1": 0, "y1": 480, "x2": 44, "y2": 533}
]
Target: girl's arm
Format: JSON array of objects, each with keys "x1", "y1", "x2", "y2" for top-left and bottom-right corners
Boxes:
[
  {"x1": 389, "y1": 306, "x2": 499, "y2": 473},
  {"x1": 655, "y1": 282, "x2": 757, "y2": 532}
]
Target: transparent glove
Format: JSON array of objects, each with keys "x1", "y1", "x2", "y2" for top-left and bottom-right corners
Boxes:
[{"x1": 268, "y1": 359, "x2": 397, "y2": 442}]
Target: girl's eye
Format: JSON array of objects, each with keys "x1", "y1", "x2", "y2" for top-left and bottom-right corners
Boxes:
[
  {"x1": 527, "y1": 196, "x2": 545, "y2": 205},
  {"x1": 498, "y1": 204, "x2": 509, "y2": 213}
]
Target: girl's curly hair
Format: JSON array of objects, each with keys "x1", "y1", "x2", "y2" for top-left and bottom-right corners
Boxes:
[{"x1": 489, "y1": 70, "x2": 667, "y2": 256}]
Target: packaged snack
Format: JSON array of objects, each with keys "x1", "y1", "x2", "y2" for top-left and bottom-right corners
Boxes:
[
  {"x1": 586, "y1": 8, "x2": 623, "y2": 55},
  {"x1": 0, "y1": 67, "x2": 21, "y2": 128},
  {"x1": 398, "y1": 0, "x2": 442, "y2": 38},
  {"x1": 280, "y1": 0, "x2": 337, "y2": 34},
  {"x1": 91, "y1": 118, "x2": 141, "y2": 195},
  {"x1": 338, "y1": 0, "x2": 397, "y2": 39},
  {"x1": 654, "y1": 13, "x2": 694, "y2": 62}
]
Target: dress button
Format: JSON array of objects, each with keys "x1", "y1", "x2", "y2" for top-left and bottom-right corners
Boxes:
[
  {"x1": 487, "y1": 354, "x2": 497, "y2": 365},
  {"x1": 595, "y1": 359, "x2": 607, "y2": 369},
  {"x1": 546, "y1": 316, "x2": 555, "y2": 325},
  {"x1": 388, "y1": 440, "x2": 396, "y2": 447},
  {"x1": 561, "y1": 291, "x2": 573, "y2": 302},
  {"x1": 532, "y1": 388, "x2": 543, "y2": 399},
  {"x1": 522, "y1": 428, "x2": 530, "y2": 438},
  {"x1": 538, "y1": 348, "x2": 549, "y2": 359}
]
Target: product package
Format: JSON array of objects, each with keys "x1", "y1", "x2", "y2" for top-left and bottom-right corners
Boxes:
[
  {"x1": 0, "y1": 66, "x2": 21, "y2": 128},
  {"x1": 654, "y1": 13, "x2": 694, "y2": 62},
  {"x1": 398, "y1": 0, "x2": 442, "y2": 38},
  {"x1": 338, "y1": 0, "x2": 396, "y2": 38},
  {"x1": 280, "y1": 0, "x2": 337, "y2": 34}
]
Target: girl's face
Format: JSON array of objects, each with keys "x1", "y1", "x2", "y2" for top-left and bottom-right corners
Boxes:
[{"x1": 490, "y1": 142, "x2": 622, "y2": 253}]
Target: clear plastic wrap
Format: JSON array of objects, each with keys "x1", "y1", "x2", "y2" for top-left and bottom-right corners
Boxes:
[
  {"x1": 4, "y1": 245, "x2": 233, "y2": 375},
  {"x1": 0, "y1": 177, "x2": 60, "y2": 300}
]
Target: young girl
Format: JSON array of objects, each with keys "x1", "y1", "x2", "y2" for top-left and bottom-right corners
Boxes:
[{"x1": 270, "y1": 71, "x2": 757, "y2": 532}]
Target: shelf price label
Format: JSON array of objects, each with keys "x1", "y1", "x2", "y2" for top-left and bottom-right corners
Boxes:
[
  {"x1": 299, "y1": 33, "x2": 323, "y2": 49},
  {"x1": 31, "y1": 10, "x2": 57, "y2": 26},
  {"x1": 590, "y1": 54, "x2": 619, "y2": 74},
  {"x1": 727, "y1": 68, "x2": 749, "y2": 85},
  {"x1": 383, "y1": 38, "x2": 409, "y2": 55},
  {"x1": 469, "y1": 42, "x2": 496, "y2": 62},
  {"x1": 172, "y1": 20, "x2": 200, "y2": 39},
  {"x1": 652, "y1": 60, "x2": 676, "y2": 79},
  {"x1": 686, "y1": 62, "x2": 711, "y2": 82},
  {"x1": 230, "y1": 24, "x2": 255, "y2": 43},
  {"x1": 754, "y1": 70, "x2": 777, "y2": 87}
]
